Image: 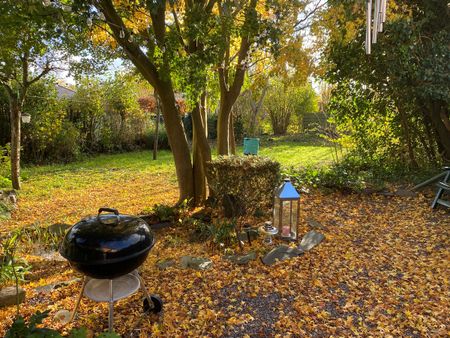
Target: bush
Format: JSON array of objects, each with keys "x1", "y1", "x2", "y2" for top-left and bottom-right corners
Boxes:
[
  {"x1": 191, "y1": 219, "x2": 237, "y2": 247},
  {"x1": 22, "y1": 80, "x2": 68, "y2": 164},
  {"x1": 0, "y1": 144, "x2": 11, "y2": 188},
  {"x1": 143, "y1": 125, "x2": 171, "y2": 150},
  {"x1": 47, "y1": 121, "x2": 80, "y2": 162},
  {"x1": 206, "y1": 156, "x2": 280, "y2": 216}
]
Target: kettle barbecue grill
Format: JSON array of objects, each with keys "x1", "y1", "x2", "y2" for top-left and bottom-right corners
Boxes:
[{"x1": 60, "y1": 208, "x2": 163, "y2": 332}]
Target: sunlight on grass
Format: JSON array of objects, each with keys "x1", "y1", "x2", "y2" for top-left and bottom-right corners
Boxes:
[
  {"x1": 1, "y1": 139, "x2": 337, "y2": 234},
  {"x1": 257, "y1": 142, "x2": 335, "y2": 167}
]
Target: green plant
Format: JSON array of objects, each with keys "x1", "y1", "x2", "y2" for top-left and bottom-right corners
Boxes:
[
  {"x1": 206, "y1": 156, "x2": 280, "y2": 216},
  {"x1": 151, "y1": 203, "x2": 177, "y2": 222},
  {"x1": 209, "y1": 219, "x2": 237, "y2": 247},
  {"x1": 165, "y1": 234, "x2": 183, "y2": 247},
  {"x1": 0, "y1": 257, "x2": 30, "y2": 288},
  {"x1": 5, "y1": 310, "x2": 120, "y2": 338},
  {"x1": 0, "y1": 144, "x2": 11, "y2": 188},
  {"x1": 144, "y1": 125, "x2": 171, "y2": 150},
  {"x1": 20, "y1": 224, "x2": 62, "y2": 252},
  {"x1": 48, "y1": 121, "x2": 81, "y2": 163},
  {"x1": 191, "y1": 219, "x2": 236, "y2": 248},
  {"x1": 1, "y1": 230, "x2": 24, "y2": 315}
]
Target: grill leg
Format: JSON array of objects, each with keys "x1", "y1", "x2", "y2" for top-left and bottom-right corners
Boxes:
[
  {"x1": 108, "y1": 279, "x2": 114, "y2": 333},
  {"x1": 137, "y1": 273, "x2": 155, "y2": 311},
  {"x1": 70, "y1": 277, "x2": 87, "y2": 322}
]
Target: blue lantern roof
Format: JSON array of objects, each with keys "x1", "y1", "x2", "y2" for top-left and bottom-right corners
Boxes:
[{"x1": 277, "y1": 179, "x2": 300, "y2": 199}]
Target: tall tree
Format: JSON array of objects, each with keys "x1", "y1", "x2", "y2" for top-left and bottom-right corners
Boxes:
[
  {"x1": 69, "y1": 0, "x2": 314, "y2": 203},
  {"x1": 0, "y1": 1, "x2": 73, "y2": 189},
  {"x1": 73, "y1": 0, "x2": 216, "y2": 205},
  {"x1": 215, "y1": 0, "x2": 312, "y2": 155}
]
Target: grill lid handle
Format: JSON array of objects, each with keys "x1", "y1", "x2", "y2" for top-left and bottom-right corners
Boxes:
[
  {"x1": 97, "y1": 207, "x2": 120, "y2": 225},
  {"x1": 98, "y1": 207, "x2": 119, "y2": 216}
]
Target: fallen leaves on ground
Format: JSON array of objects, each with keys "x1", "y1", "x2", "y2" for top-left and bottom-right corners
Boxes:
[{"x1": 0, "y1": 190, "x2": 449, "y2": 337}]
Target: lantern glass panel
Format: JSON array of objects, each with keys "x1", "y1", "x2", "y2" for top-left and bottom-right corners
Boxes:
[
  {"x1": 280, "y1": 200, "x2": 292, "y2": 237},
  {"x1": 273, "y1": 196, "x2": 280, "y2": 229},
  {"x1": 291, "y1": 201, "x2": 299, "y2": 239}
]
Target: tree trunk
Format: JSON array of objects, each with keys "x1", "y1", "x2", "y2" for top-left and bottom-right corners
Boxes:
[
  {"x1": 248, "y1": 86, "x2": 268, "y2": 136},
  {"x1": 217, "y1": 97, "x2": 233, "y2": 155},
  {"x1": 155, "y1": 80, "x2": 194, "y2": 204},
  {"x1": 9, "y1": 96, "x2": 21, "y2": 190},
  {"x1": 398, "y1": 107, "x2": 418, "y2": 167},
  {"x1": 153, "y1": 94, "x2": 161, "y2": 160},
  {"x1": 229, "y1": 113, "x2": 236, "y2": 155},
  {"x1": 191, "y1": 93, "x2": 211, "y2": 204},
  {"x1": 423, "y1": 114, "x2": 438, "y2": 162},
  {"x1": 427, "y1": 101, "x2": 450, "y2": 161}
]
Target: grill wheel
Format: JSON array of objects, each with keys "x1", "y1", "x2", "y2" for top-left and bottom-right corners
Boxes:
[{"x1": 143, "y1": 294, "x2": 163, "y2": 314}]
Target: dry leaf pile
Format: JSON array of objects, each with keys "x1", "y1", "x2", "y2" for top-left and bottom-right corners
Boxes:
[{"x1": 0, "y1": 191, "x2": 448, "y2": 337}]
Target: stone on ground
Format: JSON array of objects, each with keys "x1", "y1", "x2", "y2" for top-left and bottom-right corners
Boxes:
[
  {"x1": 298, "y1": 230, "x2": 325, "y2": 252},
  {"x1": 180, "y1": 256, "x2": 213, "y2": 270},
  {"x1": 0, "y1": 286, "x2": 25, "y2": 308},
  {"x1": 35, "y1": 278, "x2": 81, "y2": 293},
  {"x1": 156, "y1": 259, "x2": 176, "y2": 270},
  {"x1": 306, "y1": 218, "x2": 327, "y2": 231},
  {"x1": 225, "y1": 251, "x2": 257, "y2": 265},
  {"x1": 261, "y1": 245, "x2": 302, "y2": 266},
  {"x1": 238, "y1": 229, "x2": 259, "y2": 243}
]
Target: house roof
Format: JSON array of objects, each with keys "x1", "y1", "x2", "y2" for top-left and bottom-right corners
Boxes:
[{"x1": 55, "y1": 83, "x2": 75, "y2": 99}]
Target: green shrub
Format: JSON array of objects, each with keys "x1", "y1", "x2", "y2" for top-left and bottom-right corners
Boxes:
[
  {"x1": 0, "y1": 231, "x2": 30, "y2": 288},
  {"x1": 0, "y1": 144, "x2": 11, "y2": 188},
  {"x1": 284, "y1": 162, "x2": 365, "y2": 192},
  {"x1": 144, "y1": 125, "x2": 171, "y2": 150},
  {"x1": 152, "y1": 203, "x2": 177, "y2": 222},
  {"x1": 48, "y1": 121, "x2": 80, "y2": 162},
  {"x1": 0, "y1": 258, "x2": 30, "y2": 287},
  {"x1": 206, "y1": 156, "x2": 280, "y2": 216},
  {"x1": 208, "y1": 219, "x2": 236, "y2": 247},
  {"x1": 191, "y1": 219, "x2": 236, "y2": 248}
]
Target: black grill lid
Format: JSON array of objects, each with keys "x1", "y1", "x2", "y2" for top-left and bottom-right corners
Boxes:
[{"x1": 60, "y1": 208, "x2": 154, "y2": 265}]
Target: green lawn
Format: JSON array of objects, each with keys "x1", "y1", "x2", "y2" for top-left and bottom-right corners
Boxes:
[
  {"x1": 258, "y1": 142, "x2": 335, "y2": 167},
  {"x1": 1, "y1": 137, "x2": 335, "y2": 234}
]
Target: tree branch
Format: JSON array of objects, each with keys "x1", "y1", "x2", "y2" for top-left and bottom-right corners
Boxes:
[
  {"x1": 97, "y1": 0, "x2": 161, "y2": 87},
  {"x1": 170, "y1": 3, "x2": 188, "y2": 52},
  {"x1": 294, "y1": 0, "x2": 328, "y2": 32}
]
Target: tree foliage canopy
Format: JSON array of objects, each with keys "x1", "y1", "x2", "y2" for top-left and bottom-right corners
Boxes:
[{"x1": 319, "y1": 0, "x2": 450, "y2": 164}]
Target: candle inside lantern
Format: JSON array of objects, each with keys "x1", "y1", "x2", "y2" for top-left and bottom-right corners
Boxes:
[{"x1": 282, "y1": 225, "x2": 290, "y2": 237}]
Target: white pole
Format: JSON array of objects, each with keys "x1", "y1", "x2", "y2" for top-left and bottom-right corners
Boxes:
[
  {"x1": 382, "y1": 0, "x2": 388, "y2": 22},
  {"x1": 366, "y1": 0, "x2": 372, "y2": 54},
  {"x1": 378, "y1": 0, "x2": 386, "y2": 32},
  {"x1": 372, "y1": 0, "x2": 379, "y2": 43}
]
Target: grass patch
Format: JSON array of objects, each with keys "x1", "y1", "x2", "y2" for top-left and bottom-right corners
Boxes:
[
  {"x1": 0, "y1": 136, "x2": 336, "y2": 234},
  {"x1": 258, "y1": 142, "x2": 335, "y2": 167},
  {"x1": 1, "y1": 150, "x2": 178, "y2": 235}
]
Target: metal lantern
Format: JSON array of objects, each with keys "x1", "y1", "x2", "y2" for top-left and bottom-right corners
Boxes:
[
  {"x1": 21, "y1": 113, "x2": 31, "y2": 124},
  {"x1": 273, "y1": 178, "x2": 300, "y2": 241}
]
